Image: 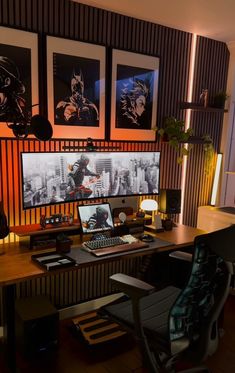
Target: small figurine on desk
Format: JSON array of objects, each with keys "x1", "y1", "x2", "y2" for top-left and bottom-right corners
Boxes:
[
  {"x1": 40, "y1": 215, "x2": 47, "y2": 229},
  {"x1": 199, "y1": 88, "x2": 209, "y2": 108},
  {"x1": 63, "y1": 213, "x2": 74, "y2": 225}
]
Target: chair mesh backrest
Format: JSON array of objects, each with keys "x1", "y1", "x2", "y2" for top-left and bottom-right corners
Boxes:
[{"x1": 169, "y1": 233, "x2": 230, "y2": 344}]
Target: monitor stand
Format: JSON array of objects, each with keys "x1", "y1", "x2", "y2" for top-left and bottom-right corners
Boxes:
[{"x1": 108, "y1": 196, "x2": 139, "y2": 217}]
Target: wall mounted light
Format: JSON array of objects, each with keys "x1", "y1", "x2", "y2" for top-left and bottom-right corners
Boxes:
[
  {"x1": 211, "y1": 153, "x2": 223, "y2": 206},
  {"x1": 179, "y1": 33, "x2": 197, "y2": 225}
]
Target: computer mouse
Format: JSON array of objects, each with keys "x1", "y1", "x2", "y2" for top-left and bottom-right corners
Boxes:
[{"x1": 140, "y1": 234, "x2": 154, "y2": 242}]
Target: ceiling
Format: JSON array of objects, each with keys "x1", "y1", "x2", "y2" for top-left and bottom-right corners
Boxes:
[{"x1": 72, "y1": 0, "x2": 235, "y2": 43}]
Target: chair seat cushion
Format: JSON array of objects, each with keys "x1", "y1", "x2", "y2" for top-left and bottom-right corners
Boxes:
[{"x1": 104, "y1": 286, "x2": 181, "y2": 339}]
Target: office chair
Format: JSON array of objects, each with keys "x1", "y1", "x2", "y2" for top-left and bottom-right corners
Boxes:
[{"x1": 101, "y1": 225, "x2": 235, "y2": 372}]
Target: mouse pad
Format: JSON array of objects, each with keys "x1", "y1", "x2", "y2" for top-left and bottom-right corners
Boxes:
[{"x1": 68, "y1": 237, "x2": 173, "y2": 264}]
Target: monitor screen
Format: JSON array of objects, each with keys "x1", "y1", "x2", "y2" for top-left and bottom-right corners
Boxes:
[
  {"x1": 21, "y1": 151, "x2": 160, "y2": 209},
  {"x1": 78, "y1": 203, "x2": 114, "y2": 234}
]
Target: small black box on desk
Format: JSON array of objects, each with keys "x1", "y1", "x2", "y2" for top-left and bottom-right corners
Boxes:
[
  {"x1": 15, "y1": 296, "x2": 59, "y2": 357},
  {"x1": 126, "y1": 219, "x2": 145, "y2": 234},
  {"x1": 114, "y1": 219, "x2": 145, "y2": 236}
]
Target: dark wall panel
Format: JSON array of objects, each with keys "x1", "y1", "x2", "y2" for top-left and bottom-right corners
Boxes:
[
  {"x1": 193, "y1": 36, "x2": 229, "y2": 104},
  {"x1": 183, "y1": 37, "x2": 229, "y2": 226},
  {"x1": 0, "y1": 0, "x2": 229, "y2": 239},
  {"x1": 0, "y1": 0, "x2": 230, "y2": 326}
]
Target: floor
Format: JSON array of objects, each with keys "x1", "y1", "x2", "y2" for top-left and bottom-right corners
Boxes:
[
  {"x1": 206, "y1": 294, "x2": 235, "y2": 373},
  {"x1": 0, "y1": 295, "x2": 235, "y2": 372}
]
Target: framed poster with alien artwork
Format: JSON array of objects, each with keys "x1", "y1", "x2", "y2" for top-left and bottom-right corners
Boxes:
[
  {"x1": 110, "y1": 49, "x2": 159, "y2": 141},
  {"x1": 47, "y1": 36, "x2": 106, "y2": 140},
  {"x1": 0, "y1": 27, "x2": 38, "y2": 138}
]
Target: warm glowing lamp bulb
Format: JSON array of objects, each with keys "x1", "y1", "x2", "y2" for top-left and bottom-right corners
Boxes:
[
  {"x1": 140, "y1": 199, "x2": 158, "y2": 224},
  {"x1": 140, "y1": 199, "x2": 158, "y2": 212}
]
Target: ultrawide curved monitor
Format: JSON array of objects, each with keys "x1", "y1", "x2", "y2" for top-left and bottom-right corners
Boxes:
[{"x1": 21, "y1": 151, "x2": 160, "y2": 210}]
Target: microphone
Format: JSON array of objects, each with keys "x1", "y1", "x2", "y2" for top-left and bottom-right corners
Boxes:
[{"x1": 8, "y1": 114, "x2": 53, "y2": 141}]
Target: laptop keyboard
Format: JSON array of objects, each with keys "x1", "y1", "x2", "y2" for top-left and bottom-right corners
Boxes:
[{"x1": 83, "y1": 236, "x2": 126, "y2": 250}]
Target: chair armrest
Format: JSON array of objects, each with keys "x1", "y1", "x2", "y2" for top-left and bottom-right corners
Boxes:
[
  {"x1": 169, "y1": 250, "x2": 192, "y2": 262},
  {"x1": 110, "y1": 274, "x2": 158, "y2": 371},
  {"x1": 110, "y1": 273, "x2": 155, "y2": 300}
]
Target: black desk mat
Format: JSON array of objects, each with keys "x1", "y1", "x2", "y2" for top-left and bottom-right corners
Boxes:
[{"x1": 68, "y1": 237, "x2": 173, "y2": 265}]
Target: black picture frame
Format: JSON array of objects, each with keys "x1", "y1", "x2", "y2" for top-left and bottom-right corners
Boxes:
[
  {"x1": 47, "y1": 36, "x2": 106, "y2": 140},
  {"x1": 0, "y1": 26, "x2": 39, "y2": 138}
]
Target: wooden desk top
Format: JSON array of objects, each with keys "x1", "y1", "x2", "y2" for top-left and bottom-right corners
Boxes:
[
  {"x1": 0, "y1": 224, "x2": 205, "y2": 287},
  {"x1": 155, "y1": 224, "x2": 205, "y2": 247}
]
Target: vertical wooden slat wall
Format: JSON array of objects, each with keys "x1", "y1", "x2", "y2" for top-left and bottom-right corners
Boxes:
[
  {"x1": 0, "y1": 0, "x2": 229, "y2": 229},
  {"x1": 0, "y1": 0, "x2": 196, "y2": 236},
  {"x1": 183, "y1": 37, "x2": 229, "y2": 226},
  {"x1": 0, "y1": 0, "x2": 230, "y2": 319}
]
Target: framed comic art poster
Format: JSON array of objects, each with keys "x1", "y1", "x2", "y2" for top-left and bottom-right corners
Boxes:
[
  {"x1": 110, "y1": 49, "x2": 159, "y2": 141},
  {"x1": 0, "y1": 27, "x2": 38, "y2": 138},
  {"x1": 47, "y1": 36, "x2": 106, "y2": 140}
]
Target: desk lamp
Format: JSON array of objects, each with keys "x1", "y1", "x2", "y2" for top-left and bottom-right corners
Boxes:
[{"x1": 140, "y1": 199, "x2": 163, "y2": 231}]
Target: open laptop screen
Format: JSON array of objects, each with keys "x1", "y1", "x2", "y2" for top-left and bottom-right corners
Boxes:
[{"x1": 77, "y1": 203, "x2": 114, "y2": 235}]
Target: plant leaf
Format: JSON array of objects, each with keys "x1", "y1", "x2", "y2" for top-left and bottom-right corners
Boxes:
[{"x1": 158, "y1": 128, "x2": 165, "y2": 137}]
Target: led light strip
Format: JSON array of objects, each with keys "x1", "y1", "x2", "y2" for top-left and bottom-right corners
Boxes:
[
  {"x1": 179, "y1": 33, "x2": 197, "y2": 224},
  {"x1": 211, "y1": 153, "x2": 223, "y2": 205}
]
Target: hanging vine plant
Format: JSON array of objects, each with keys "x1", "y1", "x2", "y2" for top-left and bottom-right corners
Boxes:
[
  {"x1": 154, "y1": 117, "x2": 215, "y2": 171},
  {"x1": 154, "y1": 116, "x2": 193, "y2": 164}
]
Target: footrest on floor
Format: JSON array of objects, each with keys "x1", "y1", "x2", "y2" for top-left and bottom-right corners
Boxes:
[{"x1": 72, "y1": 311, "x2": 127, "y2": 345}]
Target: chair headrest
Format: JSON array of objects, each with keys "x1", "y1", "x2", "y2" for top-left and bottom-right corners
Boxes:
[{"x1": 195, "y1": 224, "x2": 235, "y2": 263}]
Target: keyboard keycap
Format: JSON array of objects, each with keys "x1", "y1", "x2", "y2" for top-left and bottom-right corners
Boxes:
[{"x1": 84, "y1": 236, "x2": 125, "y2": 250}]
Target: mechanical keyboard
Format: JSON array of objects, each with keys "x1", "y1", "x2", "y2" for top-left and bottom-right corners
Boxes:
[
  {"x1": 91, "y1": 241, "x2": 149, "y2": 256},
  {"x1": 83, "y1": 236, "x2": 127, "y2": 250},
  {"x1": 82, "y1": 234, "x2": 149, "y2": 256}
]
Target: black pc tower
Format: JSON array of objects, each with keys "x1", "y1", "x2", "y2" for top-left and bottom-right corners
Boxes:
[{"x1": 15, "y1": 295, "x2": 59, "y2": 357}]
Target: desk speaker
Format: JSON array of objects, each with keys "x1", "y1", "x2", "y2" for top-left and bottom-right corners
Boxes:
[
  {"x1": 159, "y1": 189, "x2": 181, "y2": 214},
  {"x1": 15, "y1": 296, "x2": 59, "y2": 357}
]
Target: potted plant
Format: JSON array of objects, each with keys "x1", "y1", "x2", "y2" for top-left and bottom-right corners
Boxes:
[
  {"x1": 154, "y1": 117, "x2": 215, "y2": 171},
  {"x1": 213, "y1": 91, "x2": 228, "y2": 109},
  {"x1": 156, "y1": 116, "x2": 193, "y2": 164}
]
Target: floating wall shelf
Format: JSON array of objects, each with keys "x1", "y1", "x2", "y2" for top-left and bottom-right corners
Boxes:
[
  {"x1": 180, "y1": 102, "x2": 228, "y2": 113},
  {"x1": 188, "y1": 136, "x2": 211, "y2": 144},
  {"x1": 180, "y1": 136, "x2": 212, "y2": 144}
]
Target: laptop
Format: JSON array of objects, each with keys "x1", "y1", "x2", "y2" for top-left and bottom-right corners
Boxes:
[
  {"x1": 77, "y1": 202, "x2": 114, "y2": 237},
  {"x1": 77, "y1": 202, "x2": 150, "y2": 256}
]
